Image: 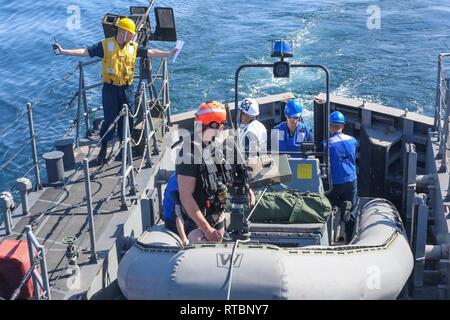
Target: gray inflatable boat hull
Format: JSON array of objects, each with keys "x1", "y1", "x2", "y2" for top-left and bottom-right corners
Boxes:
[{"x1": 118, "y1": 199, "x2": 413, "y2": 299}]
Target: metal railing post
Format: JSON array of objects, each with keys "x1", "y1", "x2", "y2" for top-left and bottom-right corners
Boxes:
[
  {"x1": 80, "y1": 63, "x2": 91, "y2": 137},
  {"x1": 38, "y1": 243, "x2": 51, "y2": 300},
  {"x1": 75, "y1": 115, "x2": 80, "y2": 148},
  {"x1": 141, "y1": 82, "x2": 153, "y2": 167},
  {"x1": 166, "y1": 59, "x2": 172, "y2": 125},
  {"x1": 149, "y1": 59, "x2": 157, "y2": 100},
  {"x1": 82, "y1": 158, "x2": 97, "y2": 263},
  {"x1": 121, "y1": 106, "x2": 128, "y2": 209},
  {"x1": 160, "y1": 58, "x2": 167, "y2": 135},
  {"x1": 439, "y1": 79, "x2": 450, "y2": 172},
  {"x1": 127, "y1": 109, "x2": 136, "y2": 197},
  {"x1": 25, "y1": 225, "x2": 40, "y2": 299},
  {"x1": 121, "y1": 105, "x2": 136, "y2": 209},
  {"x1": 25, "y1": 225, "x2": 51, "y2": 300},
  {"x1": 446, "y1": 78, "x2": 450, "y2": 148},
  {"x1": 75, "y1": 68, "x2": 82, "y2": 148},
  {"x1": 435, "y1": 55, "x2": 442, "y2": 132},
  {"x1": 163, "y1": 58, "x2": 171, "y2": 125},
  {"x1": 26, "y1": 103, "x2": 42, "y2": 190}
]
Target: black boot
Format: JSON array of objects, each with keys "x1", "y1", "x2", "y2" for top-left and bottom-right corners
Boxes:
[{"x1": 94, "y1": 142, "x2": 108, "y2": 166}]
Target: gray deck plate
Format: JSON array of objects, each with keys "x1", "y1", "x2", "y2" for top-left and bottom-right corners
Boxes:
[{"x1": 0, "y1": 136, "x2": 141, "y2": 298}]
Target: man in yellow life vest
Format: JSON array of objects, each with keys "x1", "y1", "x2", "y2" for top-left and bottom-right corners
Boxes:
[{"x1": 54, "y1": 17, "x2": 177, "y2": 165}]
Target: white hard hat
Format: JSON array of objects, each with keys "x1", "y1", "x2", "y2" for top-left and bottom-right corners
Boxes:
[{"x1": 238, "y1": 98, "x2": 259, "y2": 116}]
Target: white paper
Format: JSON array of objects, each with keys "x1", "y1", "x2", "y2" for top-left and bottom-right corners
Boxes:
[{"x1": 172, "y1": 40, "x2": 184, "y2": 62}]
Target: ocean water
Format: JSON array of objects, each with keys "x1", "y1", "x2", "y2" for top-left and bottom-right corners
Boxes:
[{"x1": 0, "y1": 0, "x2": 450, "y2": 208}]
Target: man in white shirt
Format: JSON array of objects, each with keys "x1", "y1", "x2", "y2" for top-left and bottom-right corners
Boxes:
[{"x1": 237, "y1": 98, "x2": 267, "y2": 159}]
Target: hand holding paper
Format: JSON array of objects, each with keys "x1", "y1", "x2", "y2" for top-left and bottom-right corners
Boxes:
[{"x1": 172, "y1": 40, "x2": 184, "y2": 62}]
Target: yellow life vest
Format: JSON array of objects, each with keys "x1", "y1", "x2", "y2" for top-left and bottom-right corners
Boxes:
[{"x1": 101, "y1": 37, "x2": 138, "y2": 86}]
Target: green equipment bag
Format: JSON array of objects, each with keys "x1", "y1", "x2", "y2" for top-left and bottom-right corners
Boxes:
[{"x1": 249, "y1": 191, "x2": 331, "y2": 224}]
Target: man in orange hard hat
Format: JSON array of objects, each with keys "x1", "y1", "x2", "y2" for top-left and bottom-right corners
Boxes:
[{"x1": 54, "y1": 17, "x2": 178, "y2": 165}]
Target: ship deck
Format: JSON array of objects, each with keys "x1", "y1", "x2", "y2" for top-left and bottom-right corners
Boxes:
[{"x1": 0, "y1": 128, "x2": 172, "y2": 299}]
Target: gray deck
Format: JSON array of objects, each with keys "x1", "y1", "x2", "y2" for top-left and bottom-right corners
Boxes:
[{"x1": 0, "y1": 130, "x2": 169, "y2": 299}]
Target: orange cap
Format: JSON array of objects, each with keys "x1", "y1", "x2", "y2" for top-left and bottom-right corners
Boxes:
[{"x1": 195, "y1": 101, "x2": 227, "y2": 125}]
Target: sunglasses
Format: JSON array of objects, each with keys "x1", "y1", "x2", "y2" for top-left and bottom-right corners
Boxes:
[
  {"x1": 118, "y1": 30, "x2": 134, "y2": 42},
  {"x1": 287, "y1": 116, "x2": 300, "y2": 120},
  {"x1": 206, "y1": 121, "x2": 227, "y2": 129}
]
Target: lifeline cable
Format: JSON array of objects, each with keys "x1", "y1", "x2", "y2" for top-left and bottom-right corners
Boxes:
[
  {"x1": 2, "y1": 116, "x2": 77, "y2": 197},
  {"x1": 0, "y1": 108, "x2": 29, "y2": 137},
  {"x1": 0, "y1": 139, "x2": 33, "y2": 172},
  {"x1": 0, "y1": 94, "x2": 78, "y2": 173}
]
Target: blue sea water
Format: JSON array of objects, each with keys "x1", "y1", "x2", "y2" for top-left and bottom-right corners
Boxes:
[{"x1": 0, "y1": 0, "x2": 450, "y2": 209}]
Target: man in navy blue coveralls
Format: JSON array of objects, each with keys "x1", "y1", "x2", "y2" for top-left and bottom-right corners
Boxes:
[
  {"x1": 53, "y1": 18, "x2": 177, "y2": 165},
  {"x1": 87, "y1": 43, "x2": 140, "y2": 143},
  {"x1": 323, "y1": 111, "x2": 358, "y2": 238}
]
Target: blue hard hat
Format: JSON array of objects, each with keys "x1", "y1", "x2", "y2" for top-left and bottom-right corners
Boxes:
[
  {"x1": 330, "y1": 111, "x2": 345, "y2": 124},
  {"x1": 273, "y1": 40, "x2": 292, "y2": 55},
  {"x1": 284, "y1": 99, "x2": 302, "y2": 118}
]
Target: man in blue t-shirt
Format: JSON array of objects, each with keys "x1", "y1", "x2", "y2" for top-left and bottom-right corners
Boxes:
[
  {"x1": 273, "y1": 99, "x2": 313, "y2": 158},
  {"x1": 163, "y1": 172, "x2": 189, "y2": 246}
]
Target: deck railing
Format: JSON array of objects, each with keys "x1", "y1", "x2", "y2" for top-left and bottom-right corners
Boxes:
[
  {"x1": 435, "y1": 53, "x2": 450, "y2": 172},
  {"x1": 1, "y1": 55, "x2": 172, "y2": 299}
]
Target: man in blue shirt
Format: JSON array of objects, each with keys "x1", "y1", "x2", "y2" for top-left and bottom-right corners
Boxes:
[
  {"x1": 163, "y1": 172, "x2": 189, "y2": 246},
  {"x1": 323, "y1": 111, "x2": 357, "y2": 238},
  {"x1": 273, "y1": 98, "x2": 313, "y2": 158}
]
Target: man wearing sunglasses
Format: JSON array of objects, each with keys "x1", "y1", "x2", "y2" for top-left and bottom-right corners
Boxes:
[
  {"x1": 274, "y1": 98, "x2": 313, "y2": 157},
  {"x1": 176, "y1": 101, "x2": 256, "y2": 243},
  {"x1": 237, "y1": 98, "x2": 267, "y2": 160},
  {"x1": 53, "y1": 17, "x2": 177, "y2": 165}
]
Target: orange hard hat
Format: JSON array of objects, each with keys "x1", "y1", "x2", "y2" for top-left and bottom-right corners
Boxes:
[{"x1": 195, "y1": 101, "x2": 227, "y2": 125}]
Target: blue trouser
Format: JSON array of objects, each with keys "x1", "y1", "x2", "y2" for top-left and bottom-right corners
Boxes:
[
  {"x1": 328, "y1": 179, "x2": 357, "y2": 207},
  {"x1": 327, "y1": 179, "x2": 358, "y2": 216},
  {"x1": 100, "y1": 83, "x2": 134, "y2": 142}
]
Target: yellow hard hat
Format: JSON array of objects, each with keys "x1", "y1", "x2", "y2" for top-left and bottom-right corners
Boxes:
[{"x1": 116, "y1": 17, "x2": 136, "y2": 34}]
